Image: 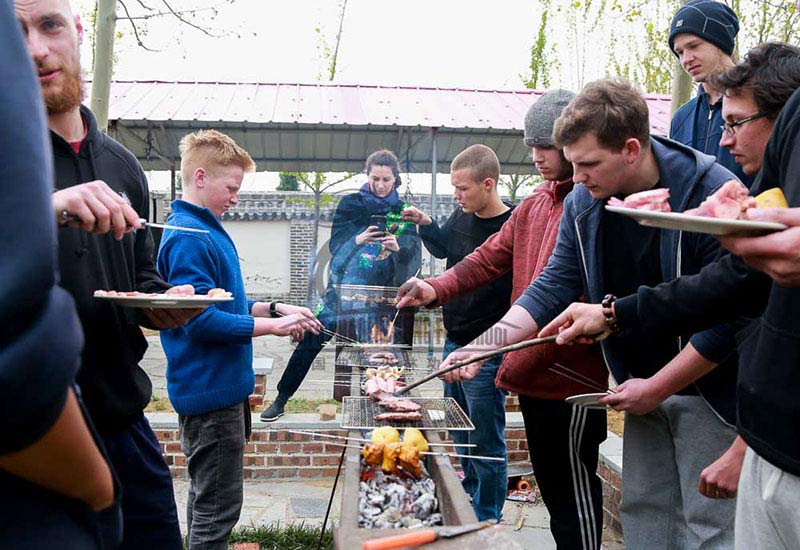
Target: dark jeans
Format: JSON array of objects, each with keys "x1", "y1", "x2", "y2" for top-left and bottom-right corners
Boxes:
[
  {"x1": 179, "y1": 403, "x2": 247, "y2": 550},
  {"x1": 442, "y1": 338, "x2": 508, "y2": 521},
  {"x1": 276, "y1": 306, "x2": 336, "y2": 397},
  {"x1": 101, "y1": 413, "x2": 183, "y2": 550},
  {"x1": 518, "y1": 394, "x2": 606, "y2": 550}
]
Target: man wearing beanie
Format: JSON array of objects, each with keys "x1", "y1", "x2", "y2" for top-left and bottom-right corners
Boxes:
[
  {"x1": 398, "y1": 89, "x2": 608, "y2": 548},
  {"x1": 669, "y1": 0, "x2": 754, "y2": 187}
]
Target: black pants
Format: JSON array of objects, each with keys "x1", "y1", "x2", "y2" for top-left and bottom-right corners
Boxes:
[
  {"x1": 101, "y1": 413, "x2": 183, "y2": 550},
  {"x1": 518, "y1": 394, "x2": 607, "y2": 550}
]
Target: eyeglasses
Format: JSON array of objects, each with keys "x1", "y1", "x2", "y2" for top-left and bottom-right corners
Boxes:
[{"x1": 720, "y1": 111, "x2": 769, "y2": 137}]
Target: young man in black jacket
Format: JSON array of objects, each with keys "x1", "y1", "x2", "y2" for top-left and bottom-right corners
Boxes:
[
  {"x1": 15, "y1": 0, "x2": 199, "y2": 547},
  {"x1": 543, "y1": 42, "x2": 800, "y2": 548},
  {"x1": 402, "y1": 144, "x2": 513, "y2": 521}
]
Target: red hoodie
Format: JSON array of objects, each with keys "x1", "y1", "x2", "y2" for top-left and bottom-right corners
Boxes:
[{"x1": 427, "y1": 179, "x2": 607, "y2": 400}]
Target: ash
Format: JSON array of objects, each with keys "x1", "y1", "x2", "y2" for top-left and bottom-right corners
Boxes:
[{"x1": 358, "y1": 464, "x2": 443, "y2": 529}]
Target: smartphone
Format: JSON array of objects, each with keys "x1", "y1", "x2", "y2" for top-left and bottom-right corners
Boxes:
[{"x1": 369, "y1": 215, "x2": 387, "y2": 232}]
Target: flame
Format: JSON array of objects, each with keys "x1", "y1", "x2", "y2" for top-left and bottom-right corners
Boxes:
[{"x1": 370, "y1": 320, "x2": 394, "y2": 343}]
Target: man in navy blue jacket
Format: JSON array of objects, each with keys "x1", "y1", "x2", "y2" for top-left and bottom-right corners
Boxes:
[
  {"x1": 668, "y1": 0, "x2": 754, "y2": 187},
  {"x1": 440, "y1": 79, "x2": 742, "y2": 550},
  {"x1": 0, "y1": 1, "x2": 119, "y2": 546}
]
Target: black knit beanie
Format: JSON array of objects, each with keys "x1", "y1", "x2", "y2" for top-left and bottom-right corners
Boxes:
[{"x1": 669, "y1": 0, "x2": 739, "y2": 57}]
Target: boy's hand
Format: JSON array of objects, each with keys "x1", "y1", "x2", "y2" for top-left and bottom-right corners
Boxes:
[{"x1": 275, "y1": 303, "x2": 323, "y2": 333}]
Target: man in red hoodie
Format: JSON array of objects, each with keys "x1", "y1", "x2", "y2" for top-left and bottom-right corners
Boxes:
[{"x1": 397, "y1": 89, "x2": 607, "y2": 550}]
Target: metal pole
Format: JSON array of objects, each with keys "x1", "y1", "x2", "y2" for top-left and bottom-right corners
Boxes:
[
  {"x1": 170, "y1": 166, "x2": 176, "y2": 202},
  {"x1": 428, "y1": 128, "x2": 437, "y2": 360}
]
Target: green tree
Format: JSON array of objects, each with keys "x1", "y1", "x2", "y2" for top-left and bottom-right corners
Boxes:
[
  {"x1": 277, "y1": 172, "x2": 300, "y2": 192},
  {"x1": 520, "y1": 5, "x2": 553, "y2": 89},
  {"x1": 498, "y1": 174, "x2": 542, "y2": 204}
]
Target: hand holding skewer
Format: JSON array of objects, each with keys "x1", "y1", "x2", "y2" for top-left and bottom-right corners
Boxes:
[
  {"x1": 538, "y1": 302, "x2": 614, "y2": 345},
  {"x1": 395, "y1": 277, "x2": 436, "y2": 309},
  {"x1": 395, "y1": 336, "x2": 559, "y2": 394}
]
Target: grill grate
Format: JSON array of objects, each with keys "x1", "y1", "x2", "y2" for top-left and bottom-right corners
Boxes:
[
  {"x1": 341, "y1": 397, "x2": 474, "y2": 431},
  {"x1": 336, "y1": 347, "x2": 415, "y2": 369}
]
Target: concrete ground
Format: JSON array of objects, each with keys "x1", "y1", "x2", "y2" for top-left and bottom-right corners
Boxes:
[{"x1": 172, "y1": 478, "x2": 560, "y2": 548}]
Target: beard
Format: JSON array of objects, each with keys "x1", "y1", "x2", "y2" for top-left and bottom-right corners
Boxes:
[{"x1": 42, "y1": 61, "x2": 84, "y2": 115}]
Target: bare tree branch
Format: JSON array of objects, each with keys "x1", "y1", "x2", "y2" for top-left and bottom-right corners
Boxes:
[
  {"x1": 118, "y1": 0, "x2": 161, "y2": 52},
  {"x1": 158, "y1": 0, "x2": 225, "y2": 38}
]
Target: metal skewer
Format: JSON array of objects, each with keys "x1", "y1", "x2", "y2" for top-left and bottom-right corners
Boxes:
[
  {"x1": 61, "y1": 211, "x2": 209, "y2": 234},
  {"x1": 273, "y1": 311, "x2": 359, "y2": 344},
  {"x1": 549, "y1": 363, "x2": 616, "y2": 394},
  {"x1": 320, "y1": 442, "x2": 504, "y2": 462},
  {"x1": 395, "y1": 335, "x2": 559, "y2": 395},
  {"x1": 389, "y1": 267, "x2": 421, "y2": 328},
  {"x1": 283, "y1": 429, "x2": 476, "y2": 449}
]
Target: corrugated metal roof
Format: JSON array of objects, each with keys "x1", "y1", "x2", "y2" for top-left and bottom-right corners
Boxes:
[{"x1": 92, "y1": 81, "x2": 673, "y2": 173}]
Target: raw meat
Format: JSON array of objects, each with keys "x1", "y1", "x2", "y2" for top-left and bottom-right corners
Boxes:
[
  {"x1": 608, "y1": 188, "x2": 671, "y2": 211},
  {"x1": 684, "y1": 180, "x2": 756, "y2": 219},
  {"x1": 375, "y1": 411, "x2": 423, "y2": 422},
  {"x1": 369, "y1": 392, "x2": 422, "y2": 412}
]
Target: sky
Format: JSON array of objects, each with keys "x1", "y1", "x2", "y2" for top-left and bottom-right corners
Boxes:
[
  {"x1": 78, "y1": 0, "x2": 538, "y2": 89},
  {"x1": 72, "y1": 0, "x2": 544, "y2": 194}
]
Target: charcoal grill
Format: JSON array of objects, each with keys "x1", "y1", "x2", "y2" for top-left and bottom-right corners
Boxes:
[
  {"x1": 334, "y1": 429, "x2": 523, "y2": 549},
  {"x1": 341, "y1": 397, "x2": 474, "y2": 431}
]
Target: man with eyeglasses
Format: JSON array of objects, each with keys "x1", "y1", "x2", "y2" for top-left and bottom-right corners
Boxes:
[
  {"x1": 668, "y1": 0, "x2": 754, "y2": 187},
  {"x1": 541, "y1": 41, "x2": 800, "y2": 548}
]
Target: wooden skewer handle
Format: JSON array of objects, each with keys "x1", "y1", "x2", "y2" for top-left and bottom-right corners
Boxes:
[{"x1": 395, "y1": 335, "x2": 558, "y2": 395}]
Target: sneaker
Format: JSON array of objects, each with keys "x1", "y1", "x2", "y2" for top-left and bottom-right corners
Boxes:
[{"x1": 260, "y1": 399, "x2": 286, "y2": 422}]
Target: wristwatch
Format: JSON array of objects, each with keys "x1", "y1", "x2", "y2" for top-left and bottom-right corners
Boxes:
[
  {"x1": 269, "y1": 300, "x2": 284, "y2": 317},
  {"x1": 601, "y1": 294, "x2": 620, "y2": 333}
]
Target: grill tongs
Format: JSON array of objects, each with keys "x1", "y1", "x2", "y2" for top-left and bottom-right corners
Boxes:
[{"x1": 395, "y1": 335, "x2": 558, "y2": 395}]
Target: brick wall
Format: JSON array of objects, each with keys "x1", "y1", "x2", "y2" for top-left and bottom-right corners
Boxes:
[
  {"x1": 289, "y1": 221, "x2": 314, "y2": 306},
  {"x1": 598, "y1": 456, "x2": 623, "y2": 536},
  {"x1": 153, "y1": 424, "x2": 533, "y2": 481},
  {"x1": 153, "y1": 416, "x2": 623, "y2": 536}
]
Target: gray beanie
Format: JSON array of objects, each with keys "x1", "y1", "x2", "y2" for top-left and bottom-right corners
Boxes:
[{"x1": 524, "y1": 89, "x2": 576, "y2": 147}]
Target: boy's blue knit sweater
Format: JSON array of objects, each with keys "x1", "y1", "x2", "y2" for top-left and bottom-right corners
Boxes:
[{"x1": 157, "y1": 200, "x2": 256, "y2": 415}]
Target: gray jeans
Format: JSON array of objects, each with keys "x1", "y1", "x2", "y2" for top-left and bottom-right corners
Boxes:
[
  {"x1": 179, "y1": 403, "x2": 246, "y2": 550},
  {"x1": 735, "y1": 447, "x2": 800, "y2": 549},
  {"x1": 620, "y1": 394, "x2": 737, "y2": 550}
]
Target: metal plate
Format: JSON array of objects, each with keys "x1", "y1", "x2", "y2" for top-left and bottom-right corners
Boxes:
[
  {"x1": 605, "y1": 205, "x2": 786, "y2": 235},
  {"x1": 341, "y1": 397, "x2": 474, "y2": 431},
  {"x1": 93, "y1": 293, "x2": 233, "y2": 309}
]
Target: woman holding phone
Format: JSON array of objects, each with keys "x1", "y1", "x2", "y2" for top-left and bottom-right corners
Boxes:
[{"x1": 260, "y1": 149, "x2": 421, "y2": 420}]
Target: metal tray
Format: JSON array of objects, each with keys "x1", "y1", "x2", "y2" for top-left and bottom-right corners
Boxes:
[{"x1": 341, "y1": 397, "x2": 474, "y2": 431}]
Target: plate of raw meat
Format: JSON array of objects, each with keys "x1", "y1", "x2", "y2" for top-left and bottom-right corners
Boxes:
[
  {"x1": 93, "y1": 288, "x2": 233, "y2": 308},
  {"x1": 605, "y1": 181, "x2": 787, "y2": 236}
]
